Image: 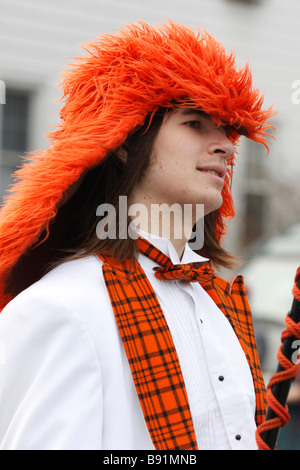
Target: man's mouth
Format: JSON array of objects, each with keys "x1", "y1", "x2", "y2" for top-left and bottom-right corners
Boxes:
[
  {"x1": 201, "y1": 169, "x2": 220, "y2": 177},
  {"x1": 197, "y1": 165, "x2": 226, "y2": 179}
]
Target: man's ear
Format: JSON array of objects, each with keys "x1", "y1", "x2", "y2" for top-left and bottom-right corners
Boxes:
[{"x1": 115, "y1": 146, "x2": 128, "y2": 163}]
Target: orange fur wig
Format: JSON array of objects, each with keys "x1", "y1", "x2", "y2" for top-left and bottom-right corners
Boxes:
[{"x1": 0, "y1": 20, "x2": 275, "y2": 310}]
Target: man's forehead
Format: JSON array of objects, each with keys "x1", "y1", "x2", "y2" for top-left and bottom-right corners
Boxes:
[
  {"x1": 177, "y1": 107, "x2": 223, "y2": 127},
  {"x1": 177, "y1": 107, "x2": 248, "y2": 136},
  {"x1": 157, "y1": 107, "x2": 247, "y2": 136}
]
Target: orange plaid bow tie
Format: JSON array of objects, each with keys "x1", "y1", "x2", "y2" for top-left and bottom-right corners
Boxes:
[{"x1": 136, "y1": 235, "x2": 215, "y2": 283}]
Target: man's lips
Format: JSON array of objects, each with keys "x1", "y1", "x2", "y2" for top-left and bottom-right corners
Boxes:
[{"x1": 197, "y1": 165, "x2": 227, "y2": 179}]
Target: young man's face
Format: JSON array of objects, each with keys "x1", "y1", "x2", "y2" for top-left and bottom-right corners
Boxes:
[{"x1": 131, "y1": 107, "x2": 234, "y2": 216}]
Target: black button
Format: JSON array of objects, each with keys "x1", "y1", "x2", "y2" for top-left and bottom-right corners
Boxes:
[
  {"x1": 235, "y1": 434, "x2": 241, "y2": 441},
  {"x1": 218, "y1": 375, "x2": 224, "y2": 381}
]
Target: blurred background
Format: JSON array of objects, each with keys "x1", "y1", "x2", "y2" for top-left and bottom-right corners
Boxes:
[{"x1": 1, "y1": 0, "x2": 300, "y2": 449}]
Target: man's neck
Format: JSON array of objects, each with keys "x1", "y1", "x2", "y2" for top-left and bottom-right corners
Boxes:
[{"x1": 129, "y1": 202, "x2": 194, "y2": 260}]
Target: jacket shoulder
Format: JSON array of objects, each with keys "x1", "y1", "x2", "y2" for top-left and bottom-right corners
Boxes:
[{"x1": 0, "y1": 256, "x2": 111, "y2": 323}]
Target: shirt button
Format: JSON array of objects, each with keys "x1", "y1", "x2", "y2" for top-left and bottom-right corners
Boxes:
[
  {"x1": 218, "y1": 375, "x2": 224, "y2": 381},
  {"x1": 235, "y1": 434, "x2": 241, "y2": 441}
]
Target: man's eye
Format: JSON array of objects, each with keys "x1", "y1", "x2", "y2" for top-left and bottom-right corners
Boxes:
[{"x1": 185, "y1": 120, "x2": 201, "y2": 129}]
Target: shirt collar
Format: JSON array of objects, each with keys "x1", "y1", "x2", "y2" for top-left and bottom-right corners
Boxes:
[{"x1": 136, "y1": 228, "x2": 209, "y2": 268}]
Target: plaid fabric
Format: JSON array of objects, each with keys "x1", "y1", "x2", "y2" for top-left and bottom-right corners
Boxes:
[
  {"x1": 98, "y1": 236, "x2": 267, "y2": 449},
  {"x1": 136, "y1": 236, "x2": 215, "y2": 283},
  {"x1": 202, "y1": 275, "x2": 267, "y2": 425},
  {"x1": 99, "y1": 254, "x2": 198, "y2": 450}
]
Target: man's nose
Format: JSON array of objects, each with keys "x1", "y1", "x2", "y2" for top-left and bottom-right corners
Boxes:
[{"x1": 207, "y1": 131, "x2": 234, "y2": 160}]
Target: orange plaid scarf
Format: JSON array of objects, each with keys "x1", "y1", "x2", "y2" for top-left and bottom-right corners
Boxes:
[{"x1": 98, "y1": 236, "x2": 267, "y2": 450}]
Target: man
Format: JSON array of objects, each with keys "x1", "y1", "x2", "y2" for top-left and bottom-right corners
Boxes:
[{"x1": 0, "y1": 21, "x2": 275, "y2": 449}]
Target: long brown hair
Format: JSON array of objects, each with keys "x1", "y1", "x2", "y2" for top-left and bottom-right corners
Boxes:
[
  {"x1": 9, "y1": 111, "x2": 240, "y2": 297},
  {"x1": 48, "y1": 111, "x2": 239, "y2": 271}
]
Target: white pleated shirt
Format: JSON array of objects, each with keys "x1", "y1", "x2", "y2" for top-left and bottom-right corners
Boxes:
[
  {"x1": 0, "y1": 231, "x2": 258, "y2": 450},
  {"x1": 136, "y1": 230, "x2": 258, "y2": 449}
]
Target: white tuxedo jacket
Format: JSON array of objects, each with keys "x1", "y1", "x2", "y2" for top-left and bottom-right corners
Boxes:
[
  {"x1": 0, "y1": 243, "x2": 258, "y2": 450},
  {"x1": 0, "y1": 256, "x2": 153, "y2": 450}
]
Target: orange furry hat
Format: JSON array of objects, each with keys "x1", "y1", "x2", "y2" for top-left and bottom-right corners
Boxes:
[{"x1": 0, "y1": 20, "x2": 275, "y2": 310}]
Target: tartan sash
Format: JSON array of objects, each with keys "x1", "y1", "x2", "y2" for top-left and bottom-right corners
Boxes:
[
  {"x1": 98, "y1": 237, "x2": 267, "y2": 449},
  {"x1": 201, "y1": 275, "x2": 267, "y2": 425},
  {"x1": 98, "y1": 252, "x2": 198, "y2": 450}
]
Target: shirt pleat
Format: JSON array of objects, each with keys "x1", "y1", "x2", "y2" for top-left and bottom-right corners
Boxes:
[{"x1": 137, "y1": 229, "x2": 258, "y2": 450}]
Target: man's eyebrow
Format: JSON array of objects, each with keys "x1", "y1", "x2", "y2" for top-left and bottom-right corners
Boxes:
[
  {"x1": 181, "y1": 109, "x2": 210, "y2": 118},
  {"x1": 181, "y1": 108, "x2": 232, "y2": 135}
]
